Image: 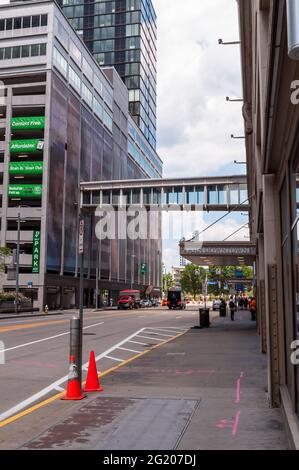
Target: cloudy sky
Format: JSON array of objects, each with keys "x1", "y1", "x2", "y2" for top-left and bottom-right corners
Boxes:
[{"x1": 153, "y1": 0, "x2": 248, "y2": 270}]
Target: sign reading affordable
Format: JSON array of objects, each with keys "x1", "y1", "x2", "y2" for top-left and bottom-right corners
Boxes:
[
  {"x1": 10, "y1": 139, "x2": 44, "y2": 153},
  {"x1": 8, "y1": 184, "x2": 42, "y2": 198},
  {"x1": 9, "y1": 161, "x2": 43, "y2": 175},
  {"x1": 32, "y1": 231, "x2": 41, "y2": 274},
  {"x1": 11, "y1": 116, "x2": 45, "y2": 130}
]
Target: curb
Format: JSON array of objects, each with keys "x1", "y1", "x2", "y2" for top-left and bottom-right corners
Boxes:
[{"x1": 0, "y1": 311, "x2": 64, "y2": 320}]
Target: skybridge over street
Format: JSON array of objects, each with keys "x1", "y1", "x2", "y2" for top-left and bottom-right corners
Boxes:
[{"x1": 80, "y1": 175, "x2": 249, "y2": 212}]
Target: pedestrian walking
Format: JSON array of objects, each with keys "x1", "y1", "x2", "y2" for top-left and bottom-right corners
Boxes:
[
  {"x1": 244, "y1": 297, "x2": 249, "y2": 310},
  {"x1": 249, "y1": 297, "x2": 257, "y2": 321},
  {"x1": 219, "y1": 298, "x2": 227, "y2": 317},
  {"x1": 229, "y1": 296, "x2": 236, "y2": 321}
]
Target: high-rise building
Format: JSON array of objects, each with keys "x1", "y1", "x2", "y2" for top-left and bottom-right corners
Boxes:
[
  {"x1": 0, "y1": 0, "x2": 162, "y2": 310},
  {"x1": 58, "y1": 0, "x2": 157, "y2": 150}
]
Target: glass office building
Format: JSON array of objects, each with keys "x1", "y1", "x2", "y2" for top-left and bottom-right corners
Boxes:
[{"x1": 58, "y1": 0, "x2": 157, "y2": 150}]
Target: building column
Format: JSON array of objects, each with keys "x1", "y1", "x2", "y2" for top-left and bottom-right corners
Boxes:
[
  {"x1": 262, "y1": 174, "x2": 280, "y2": 407},
  {"x1": 257, "y1": 234, "x2": 267, "y2": 354}
]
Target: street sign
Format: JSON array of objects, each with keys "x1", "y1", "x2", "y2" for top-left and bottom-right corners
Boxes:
[
  {"x1": 32, "y1": 231, "x2": 41, "y2": 273},
  {"x1": 27, "y1": 281, "x2": 33, "y2": 288},
  {"x1": 78, "y1": 219, "x2": 84, "y2": 254},
  {"x1": 208, "y1": 281, "x2": 218, "y2": 285}
]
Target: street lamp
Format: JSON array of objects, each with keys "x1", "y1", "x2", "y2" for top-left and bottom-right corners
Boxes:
[
  {"x1": 231, "y1": 134, "x2": 246, "y2": 140},
  {"x1": 218, "y1": 39, "x2": 240, "y2": 45},
  {"x1": 226, "y1": 97, "x2": 243, "y2": 102}
]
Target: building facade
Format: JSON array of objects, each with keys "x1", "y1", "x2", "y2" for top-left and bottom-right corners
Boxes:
[
  {"x1": 58, "y1": 0, "x2": 157, "y2": 150},
  {"x1": 238, "y1": 0, "x2": 299, "y2": 447},
  {"x1": 0, "y1": 0, "x2": 162, "y2": 310}
]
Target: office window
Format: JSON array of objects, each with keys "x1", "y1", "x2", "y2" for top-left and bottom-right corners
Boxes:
[
  {"x1": 53, "y1": 47, "x2": 68, "y2": 76},
  {"x1": 69, "y1": 66, "x2": 81, "y2": 93},
  {"x1": 0, "y1": 20, "x2": 4, "y2": 31},
  {"x1": 21, "y1": 45, "x2": 30, "y2": 58},
  {"x1": 23, "y1": 16, "x2": 31, "y2": 28},
  {"x1": 6, "y1": 18, "x2": 12, "y2": 30},
  {"x1": 41, "y1": 14, "x2": 48, "y2": 27},
  {"x1": 12, "y1": 46, "x2": 20, "y2": 59},
  {"x1": 32, "y1": 15, "x2": 40, "y2": 28},
  {"x1": 39, "y1": 43, "x2": 47, "y2": 55},
  {"x1": 31, "y1": 44, "x2": 39, "y2": 57},
  {"x1": 13, "y1": 17, "x2": 22, "y2": 29},
  {"x1": 82, "y1": 82, "x2": 93, "y2": 107}
]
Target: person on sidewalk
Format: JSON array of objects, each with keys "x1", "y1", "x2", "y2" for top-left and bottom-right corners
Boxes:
[
  {"x1": 249, "y1": 297, "x2": 257, "y2": 321},
  {"x1": 229, "y1": 296, "x2": 236, "y2": 321}
]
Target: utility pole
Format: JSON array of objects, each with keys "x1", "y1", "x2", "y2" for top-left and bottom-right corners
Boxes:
[
  {"x1": 78, "y1": 213, "x2": 84, "y2": 385},
  {"x1": 15, "y1": 212, "x2": 21, "y2": 314}
]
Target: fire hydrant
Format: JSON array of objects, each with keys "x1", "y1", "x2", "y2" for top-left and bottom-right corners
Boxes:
[{"x1": 44, "y1": 304, "x2": 49, "y2": 314}]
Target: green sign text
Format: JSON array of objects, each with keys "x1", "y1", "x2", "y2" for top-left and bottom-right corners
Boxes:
[
  {"x1": 32, "y1": 231, "x2": 41, "y2": 274},
  {"x1": 11, "y1": 116, "x2": 45, "y2": 130}
]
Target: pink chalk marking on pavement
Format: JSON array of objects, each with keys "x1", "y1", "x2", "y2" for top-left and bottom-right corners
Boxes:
[
  {"x1": 235, "y1": 371, "x2": 245, "y2": 403},
  {"x1": 232, "y1": 411, "x2": 241, "y2": 436}
]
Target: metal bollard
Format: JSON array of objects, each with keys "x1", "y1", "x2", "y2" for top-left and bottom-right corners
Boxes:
[{"x1": 70, "y1": 317, "x2": 82, "y2": 385}]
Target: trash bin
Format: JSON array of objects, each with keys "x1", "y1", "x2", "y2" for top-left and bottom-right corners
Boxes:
[
  {"x1": 199, "y1": 308, "x2": 210, "y2": 328},
  {"x1": 219, "y1": 305, "x2": 227, "y2": 317}
]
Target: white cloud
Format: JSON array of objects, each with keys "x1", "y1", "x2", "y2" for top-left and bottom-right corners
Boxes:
[{"x1": 154, "y1": 0, "x2": 245, "y2": 177}]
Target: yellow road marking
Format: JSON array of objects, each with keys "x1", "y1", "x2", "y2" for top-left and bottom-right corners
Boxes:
[
  {"x1": 0, "y1": 330, "x2": 186, "y2": 429},
  {"x1": 0, "y1": 320, "x2": 68, "y2": 333}
]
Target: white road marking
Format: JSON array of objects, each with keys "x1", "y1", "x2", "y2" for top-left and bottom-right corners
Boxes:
[
  {"x1": 53, "y1": 385, "x2": 65, "y2": 392},
  {"x1": 138, "y1": 316, "x2": 145, "y2": 318},
  {"x1": 117, "y1": 346, "x2": 142, "y2": 354},
  {"x1": 104, "y1": 355, "x2": 123, "y2": 363},
  {"x1": 149, "y1": 326, "x2": 187, "y2": 332},
  {"x1": 136, "y1": 334, "x2": 165, "y2": 342},
  {"x1": 128, "y1": 340, "x2": 149, "y2": 346},
  {"x1": 145, "y1": 331, "x2": 174, "y2": 337},
  {"x1": 176, "y1": 316, "x2": 182, "y2": 319},
  {"x1": 0, "y1": 327, "x2": 146, "y2": 423},
  {"x1": 2, "y1": 322, "x2": 105, "y2": 353}
]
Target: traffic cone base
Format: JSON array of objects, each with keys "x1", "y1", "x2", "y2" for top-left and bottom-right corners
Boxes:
[
  {"x1": 61, "y1": 379, "x2": 86, "y2": 400},
  {"x1": 84, "y1": 351, "x2": 104, "y2": 392}
]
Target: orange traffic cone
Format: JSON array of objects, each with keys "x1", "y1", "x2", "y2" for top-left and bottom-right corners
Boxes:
[
  {"x1": 84, "y1": 351, "x2": 103, "y2": 392},
  {"x1": 61, "y1": 355, "x2": 86, "y2": 400}
]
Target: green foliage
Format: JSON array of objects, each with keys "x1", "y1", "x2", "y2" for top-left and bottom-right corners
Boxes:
[
  {"x1": 0, "y1": 291, "x2": 30, "y2": 302},
  {"x1": 180, "y1": 265, "x2": 206, "y2": 300},
  {"x1": 0, "y1": 247, "x2": 12, "y2": 273},
  {"x1": 162, "y1": 273, "x2": 175, "y2": 294}
]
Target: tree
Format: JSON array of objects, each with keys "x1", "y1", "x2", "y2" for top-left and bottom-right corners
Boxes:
[
  {"x1": 0, "y1": 247, "x2": 12, "y2": 272},
  {"x1": 162, "y1": 273, "x2": 174, "y2": 295},
  {"x1": 180, "y1": 265, "x2": 206, "y2": 300}
]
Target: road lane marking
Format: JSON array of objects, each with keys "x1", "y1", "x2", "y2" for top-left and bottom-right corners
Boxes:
[
  {"x1": 117, "y1": 346, "x2": 142, "y2": 354},
  {"x1": 176, "y1": 316, "x2": 182, "y2": 319},
  {"x1": 136, "y1": 334, "x2": 165, "y2": 342},
  {"x1": 2, "y1": 322, "x2": 105, "y2": 353},
  {"x1": 128, "y1": 340, "x2": 149, "y2": 346},
  {"x1": 149, "y1": 327, "x2": 188, "y2": 332},
  {"x1": 145, "y1": 331, "x2": 174, "y2": 337},
  {"x1": 0, "y1": 319, "x2": 69, "y2": 333},
  {"x1": 0, "y1": 328, "x2": 186, "y2": 429},
  {"x1": 105, "y1": 355, "x2": 123, "y2": 363}
]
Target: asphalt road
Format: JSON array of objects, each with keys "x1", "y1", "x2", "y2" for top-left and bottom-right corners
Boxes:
[{"x1": 0, "y1": 306, "x2": 202, "y2": 423}]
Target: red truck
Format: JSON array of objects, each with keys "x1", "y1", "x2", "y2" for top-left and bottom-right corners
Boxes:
[{"x1": 117, "y1": 290, "x2": 141, "y2": 310}]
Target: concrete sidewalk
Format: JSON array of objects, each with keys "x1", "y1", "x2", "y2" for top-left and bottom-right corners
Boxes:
[{"x1": 22, "y1": 311, "x2": 288, "y2": 450}]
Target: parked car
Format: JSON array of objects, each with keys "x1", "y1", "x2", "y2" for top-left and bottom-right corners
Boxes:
[
  {"x1": 151, "y1": 298, "x2": 159, "y2": 307},
  {"x1": 140, "y1": 299, "x2": 151, "y2": 308},
  {"x1": 212, "y1": 299, "x2": 221, "y2": 311}
]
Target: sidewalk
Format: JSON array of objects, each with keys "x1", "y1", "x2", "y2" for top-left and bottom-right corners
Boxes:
[{"x1": 22, "y1": 311, "x2": 288, "y2": 450}]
